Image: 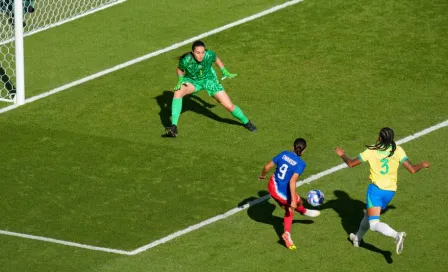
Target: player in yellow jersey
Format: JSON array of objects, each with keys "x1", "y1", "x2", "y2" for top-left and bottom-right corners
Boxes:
[{"x1": 334, "y1": 127, "x2": 430, "y2": 254}]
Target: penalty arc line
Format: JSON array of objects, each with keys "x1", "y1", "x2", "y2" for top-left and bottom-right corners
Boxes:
[
  {"x1": 0, "y1": 119, "x2": 446, "y2": 254},
  {"x1": 0, "y1": 0, "x2": 305, "y2": 115}
]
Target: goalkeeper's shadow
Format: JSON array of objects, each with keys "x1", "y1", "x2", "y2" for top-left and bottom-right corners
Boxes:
[{"x1": 155, "y1": 90, "x2": 243, "y2": 128}]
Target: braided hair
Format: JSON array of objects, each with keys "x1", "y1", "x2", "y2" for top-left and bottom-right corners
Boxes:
[
  {"x1": 293, "y1": 138, "x2": 307, "y2": 156},
  {"x1": 366, "y1": 127, "x2": 396, "y2": 157}
]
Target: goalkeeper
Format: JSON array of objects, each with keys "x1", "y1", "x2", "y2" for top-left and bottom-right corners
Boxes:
[
  {"x1": 0, "y1": 0, "x2": 35, "y2": 27},
  {"x1": 165, "y1": 40, "x2": 257, "y2": 137}
]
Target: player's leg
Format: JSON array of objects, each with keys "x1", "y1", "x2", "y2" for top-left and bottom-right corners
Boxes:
[
  {"x1": 294, "y1": 193, "x2": 320, "y2": 217},
  {"x1": 166, "y1": 83, "x2": 196, "y2": 137},
  {"x1": 212, "y1": 91, "x2": 256, "y2": 131},
  {"x1": 366, "y1": 184, "x2": 406, "y2": 254},
  {"x1": 282, "y1": 207, "x2": 296, "y2": 250},
  {"x1": 350, "y1": 211, "x2": 369, "y2": 247},
  {"x1": 206, "y1": 80, "x2": 256, "y2": 132},
  {"x1": 367, "y1": 185, "x2": 397, "y2": 238},
  {"x1": 350, "y1": 186, "x2": 373, "y2": 247},
  {"x1": 267, "y1": 176, "x2": 296, "y2": 250}
]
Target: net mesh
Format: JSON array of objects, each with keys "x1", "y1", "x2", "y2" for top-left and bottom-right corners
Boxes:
[{"x1": 0, "y1": 0, "x2": 122, "y2": 101}]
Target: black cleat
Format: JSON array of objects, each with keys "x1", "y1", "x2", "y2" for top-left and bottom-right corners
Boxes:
[
  {"x1": 244, "y1": 121, "x2": 257, "y2": 132},
  {"x1": 165, "y1": 125, "x2": 178, "y2": 137}
]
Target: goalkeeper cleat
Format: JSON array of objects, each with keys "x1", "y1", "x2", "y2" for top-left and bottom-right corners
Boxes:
[
  {"x1": 165, "y1": 125, "x2": 178, "y2": 138},
  {"x1": 282, "y1": 232, "x2": 296, "y2": 250},
  {"x1": 244, "y1": 121, "x2": 257, "y2": 132}
]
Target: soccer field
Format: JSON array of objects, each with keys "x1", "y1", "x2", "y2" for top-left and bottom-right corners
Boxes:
[{"x1": 0, "y1": 0, "x2": 447, "y2": 271}]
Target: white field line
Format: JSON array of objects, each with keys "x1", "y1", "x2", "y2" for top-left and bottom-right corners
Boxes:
[
  {"x1": 130, "y1": 119, "x2": 448, "y2": 255},
  {"x1": 0, "y1": 0, "x2": 305, "y2": 115},
  {"x1": 0, "y1": 229, "x2": 132, "y2": 255},
  {"x1": 0, "y1": 119, "x2": 446, "y2": 255},
  {"x1": 0, "y1": 0, "x2": 127, "y2": 46},
  {"x1": 0, "y1": 0, "x2": 446, "y2": 255},
  {"x1": 0, "y1": 98, "x2": 13, "y2": 103}
]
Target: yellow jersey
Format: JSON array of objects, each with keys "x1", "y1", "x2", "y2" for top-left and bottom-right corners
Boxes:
[{"x1": 358, "y1": 146, "x2": 408, "y2": 191}]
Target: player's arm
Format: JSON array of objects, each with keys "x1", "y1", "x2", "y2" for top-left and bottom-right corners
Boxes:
[
  {"x1": 402, "y1": 159, "x2": 430, "y2": 174},
  {"x1": 215, "y1": 56, "x2": 237, "y2": 80},
  {"x1": 259, "y1": 161, "x2": 275, "y2": 180},
  {"x1": 335, "y1": 147, "x2": 362, "y2": 168},
  {"x1": 174, "y1": 67, "x2": 185, "y2": 90},
  {"x1": 215, "y1": 57, "x2": 224, "y2": 69},
  {"x1": 289, "y1": 173, "x2": 299, "y2": 209},
  {"x1": 176, "y1": 67, "x2": 185, "y2": 77}
]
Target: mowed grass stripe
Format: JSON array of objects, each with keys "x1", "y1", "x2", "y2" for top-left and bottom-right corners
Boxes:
[{"x1": 1, "y1": 119, "x2": 445, "y2": 255}]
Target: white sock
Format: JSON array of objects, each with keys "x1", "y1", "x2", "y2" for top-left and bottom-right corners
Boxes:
[
  {"x1": 356, "y1": 213, "x2": 370, "y2": 240},
  {"x1": 370, "y1": 220, "x2": 398, "y2": 238}
]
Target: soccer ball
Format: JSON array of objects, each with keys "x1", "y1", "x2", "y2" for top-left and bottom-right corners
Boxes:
[{"x1": 307, "y1": 189, "x2": 325, "y2": 207}]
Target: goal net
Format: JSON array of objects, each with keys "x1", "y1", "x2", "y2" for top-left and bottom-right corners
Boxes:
[{"x1": 0, "y1": 0, "x2": 125, "y2": 103}]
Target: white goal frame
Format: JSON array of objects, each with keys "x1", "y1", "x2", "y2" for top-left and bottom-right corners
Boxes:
[{"x1": 0, "y1": 0, "x2": 126, "y2": 105}]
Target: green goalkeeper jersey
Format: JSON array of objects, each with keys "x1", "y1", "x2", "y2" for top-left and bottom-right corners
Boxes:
[{"x1": 179, "y1": 50, "x2": 217, "y2": 80}]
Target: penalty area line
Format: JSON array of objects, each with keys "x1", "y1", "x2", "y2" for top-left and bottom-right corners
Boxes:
[
  {"x1": 0, "y1": 119, "x2": 446, "y2": 254},
  {"x1": 0, "y1": 0, "x2": 305, "y2": 115},
  {"x1": 129, "y1": 119, "x2": 448, "y2": 255},
  {"x1": 0, "y1": 229, "x2": 132, "y2": 255}
]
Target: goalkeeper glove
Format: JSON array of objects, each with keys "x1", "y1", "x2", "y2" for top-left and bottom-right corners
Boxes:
[
  {"x1": 221, "y1": 67, "x2": 237, "y2": 80},
  {"x1": 174, "y1": 76, "x2": 184, "y2": 90}
]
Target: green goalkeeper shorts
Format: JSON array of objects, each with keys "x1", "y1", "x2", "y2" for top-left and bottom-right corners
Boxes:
[{"x1": 181, "y1": 77, "x2": 224, "y2": 96}]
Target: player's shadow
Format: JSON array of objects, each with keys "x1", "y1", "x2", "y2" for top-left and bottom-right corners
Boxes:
[
  {"x1": 241, "y1": 191, "x2": 314, "y2": 248},
  {"x1": 319, "y1": 190, "x2": 395, "y2": 264},
  {"x1": 154, "y1": 90, "x2": 242, "y2": 130}
]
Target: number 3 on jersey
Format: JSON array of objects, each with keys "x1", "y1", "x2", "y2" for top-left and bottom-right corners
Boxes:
[
  {"x1": 380, "y1": 158, "x2": 389, "y2": 174},
  {"x1": 277, "y1": 164, "x2": 289, "y2": 180}
]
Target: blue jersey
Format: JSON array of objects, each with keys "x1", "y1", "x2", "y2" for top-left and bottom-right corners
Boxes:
[{"x1": 272, "y1": 151, "x2": 306, "y2": 196}]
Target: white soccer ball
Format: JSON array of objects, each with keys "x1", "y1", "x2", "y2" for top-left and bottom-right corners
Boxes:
[{"x1": 307, "y1": 189, "x2": 325, "y2": 207}]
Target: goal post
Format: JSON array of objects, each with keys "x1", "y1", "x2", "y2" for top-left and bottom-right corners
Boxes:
[
  {"x1": 14, "y1": 0, "x2": 24, "y2": 105},
  {"x1": 0, "y1": 0, "x2": 126, "y2": 105}
]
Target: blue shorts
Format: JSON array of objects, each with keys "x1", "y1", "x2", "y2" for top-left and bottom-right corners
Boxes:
[{"x1": 366, "y1": 183, "x2": 395, "y2": 210}]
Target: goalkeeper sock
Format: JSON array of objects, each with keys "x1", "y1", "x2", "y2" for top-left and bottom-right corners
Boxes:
[
  {"x1": 171, "y1": 98, "x2": 183, "y2": 126},
  {"x1": 231, "y1": 105, "x2": 249, "y2": 124}
]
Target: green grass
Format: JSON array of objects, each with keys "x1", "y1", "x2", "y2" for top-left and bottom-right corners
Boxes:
[{"x1": 0, "y1": 0, "x2": 447, "y2": 271}]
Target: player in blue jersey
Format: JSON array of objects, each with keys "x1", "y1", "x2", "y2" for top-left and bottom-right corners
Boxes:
[
  {"x1": 165, "y1": 40, "x2": 256, "y2": 137},
  {"x1": 259, "y1": 138, "x2": 320, "y2": 250}
]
